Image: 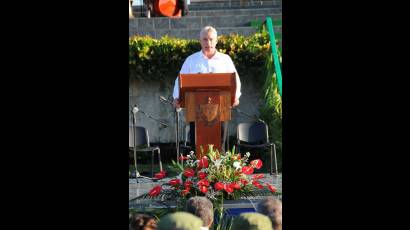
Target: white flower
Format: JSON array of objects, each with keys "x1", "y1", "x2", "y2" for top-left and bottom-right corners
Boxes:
[
  {"x1": 233, "y1": 161, "x2": 242, "y2": 170},
  {"x1": 214, "y1": 159, "x2": 223, "y2": 169}
]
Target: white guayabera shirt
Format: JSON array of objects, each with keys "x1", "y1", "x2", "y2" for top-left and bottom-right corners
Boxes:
[{"x1": 172, "y1": 51, "x2": 242, "y2": 101}]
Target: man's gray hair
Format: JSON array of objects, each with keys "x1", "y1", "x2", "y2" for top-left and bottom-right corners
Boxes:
[
  {"x1": 200, "y1": 26, "x2": 218, "y2": 39},
  {"x1": 185, "y1": 196, "x2": 214, "y2": 227}
]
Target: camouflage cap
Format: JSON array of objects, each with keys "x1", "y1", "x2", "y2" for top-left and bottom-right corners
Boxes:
[
  {"x1": 157, "y1": 211, "x2": 203, "y2": 230},
  {"x1": 232, "y1": 212, "x2": 273, "y2": 230}
]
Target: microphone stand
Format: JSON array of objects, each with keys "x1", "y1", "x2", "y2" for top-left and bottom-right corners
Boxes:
[
  {"x1": 159, "y1": 96, "x2": 181, "y2": 164},
  {"x1": 133, "y1": 106, "x2": 169, "y2": 128},
  {"x1": 176, "y1": 108, "x2": 181, "y2": 164},
  {"x1": 131, "y1": 105, "x2": 155, "y2": 183}
]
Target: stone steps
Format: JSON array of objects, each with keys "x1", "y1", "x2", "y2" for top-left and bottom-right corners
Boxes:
[
  {"x1": 189, "y1": 5, "x2": 281, "y2": 11},
  {"x1": 188, "y1": 7, "x2": 281, "y2": 16},
  {"x1": 129, "y1": 13, "x2": 281, "y2": 39},
  {"x1": 129, "y1": 0, "x2": 282, "y2": 39},
  {"x1": 132, "y1": 14, "x2": 281, "y2": 28},
  {"x1": 189, "y1": 0, "x2": 282, "y2": 7},
  {"x1": 132, "y1": 0, "x2": 282, "y2": 15}
]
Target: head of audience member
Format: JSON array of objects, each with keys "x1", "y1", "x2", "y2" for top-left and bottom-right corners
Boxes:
[
  {"x1": 130, "y1": 213, "x2": 157, "y2": 230},
  {"x1": 231, "y1": 212, "x2": 272, "y2": 230},
  {"x1": 256, "y1": 197, "x2": 282, "y2": 230},
  {"x1": 185, "y1": 196, "x2": 214, "y2": 229},
  {"x1": 157, "y1": 211, "x2": 203, "y2": 230}
]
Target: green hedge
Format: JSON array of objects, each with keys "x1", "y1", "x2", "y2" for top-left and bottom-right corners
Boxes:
[{"x1": 129, "y1": 31, "x2": 271, "y2": 81}]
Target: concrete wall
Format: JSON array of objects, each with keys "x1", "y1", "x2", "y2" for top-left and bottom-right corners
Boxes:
[{"x1": 129, "y1": 73, "x2": 265, "y2": 143}]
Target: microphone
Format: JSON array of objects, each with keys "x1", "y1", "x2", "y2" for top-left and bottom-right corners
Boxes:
[
  {"x1": 159, "y1": 96, "x2": 169, "y2": 103},
  {"x1": 159, "y1": 95, "x2": 173, "y2": 105},
  {"x1": 132, "y1": 105, "x2": 139, "y2": 114},
  {"x1": 160, "y1": 95, "x2": 182, "y2": 112},
  {"x1": 159, "y1": 122, "x2": 169, "y2": 128},
  {"x1": 132, "y1": 104, "x2": 170, "y2": 128}
]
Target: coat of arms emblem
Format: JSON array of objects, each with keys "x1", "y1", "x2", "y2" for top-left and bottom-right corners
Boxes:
[{"x1": 197, "y1": 97, "x2": 219, "y2": 126}]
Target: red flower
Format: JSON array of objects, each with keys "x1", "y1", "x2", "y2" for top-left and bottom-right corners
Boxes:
[
  {"x1": 148, "y1": 185, "x2": 162, "y2": 197},
  {"x1": 242, "y1": 166, "x2": 254, "y2": 175},
  {"x1": 223, "y1": 183, "x2": 234, "y2": 193},
  {"x1": 197, "y1": 179, "x2": 210, "y2": 194},
  {"x1": 252, "y1": 174, "x2": 265, "y2": 180},
  {"x1": 198, "y1": 171, "x2": 207, "y2": 179},
  {"x1": 181, "y1": 189, "x2": 190, "y2": 196},
  {"x1": 198, "y1": 156, "x2": 209, "y2": 169},
  {"x1": 250, "y1": 159, "x2": 263, "y2": 169},
  {"x1": 199, "y1": 186, "x2": 208, "y2": 194},
  {"x1": 184, "y1": 180, "x2": 193, "y2": 189},
  {"x1": 214, "y1": 182, "x2": 224, "y2": 191},
  {"x1": 154, "y1": 170, "x2": 167, "y2": 179},
  {"x1": 252, "y1": 180, "x2": 264, "y2": 189},
  {"x1": 230, "y1": 182, "x2": 241, "y2": 190},
  {"x1": 168, "y1": 179, "x2": 181, "y2": 187},
  {"x1": 183, "y1": 168, "x2": 195, "y2": 177},
  {"x1": 240, "y1": 179, "x2": 249, "y2": 186},
  {"x1": 266, "y1": 183, "x2": 277, "y2": 193},
  {"x1": 197, "y1": 179, "x2": 210, "y2": 187}
]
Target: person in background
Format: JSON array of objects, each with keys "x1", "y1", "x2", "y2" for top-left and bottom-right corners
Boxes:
[
  {"x1": 185, "y1": 196, "x2": 214, "y2": 230},
  {"x1": 256, "y1": 197, "x2": 282, "y2": 230},
  {"x1": 129, "y1": 213, "x2": 157, "y2": 230}
]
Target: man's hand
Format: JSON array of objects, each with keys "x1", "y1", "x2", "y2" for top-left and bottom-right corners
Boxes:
[
  {"x1": 173, "y1": 99, "x2": 181, "y2": 108},
  {"x1": 232, "y1": 99, "x2": 240, "y2": 107}
]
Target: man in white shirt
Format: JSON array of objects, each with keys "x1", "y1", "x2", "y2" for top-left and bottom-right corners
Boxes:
[{"x1": 172, "y1": 26, "x2": 242, "y2": 152}]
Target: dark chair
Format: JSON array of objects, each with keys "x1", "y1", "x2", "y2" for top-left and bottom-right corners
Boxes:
[
  {"x1": 129, "y1": 126, "x2": 162, "y2": 178},
  {"x1": 236, "y1": 122, "x2": 278, "y2": 175}
]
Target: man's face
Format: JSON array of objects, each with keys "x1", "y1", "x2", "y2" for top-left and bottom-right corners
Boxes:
[{"x1": 200, "y1": 31, "x2": 217, "y2": 57}]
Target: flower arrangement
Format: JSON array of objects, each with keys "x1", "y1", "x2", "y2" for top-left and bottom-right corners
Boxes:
[{"x1": 146, "y1": 145, "x2": 278, "y2": 202}]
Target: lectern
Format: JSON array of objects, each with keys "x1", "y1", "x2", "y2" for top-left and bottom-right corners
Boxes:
[{"x1": 179, "y1": 73, "x2": 236, "y2": 158}]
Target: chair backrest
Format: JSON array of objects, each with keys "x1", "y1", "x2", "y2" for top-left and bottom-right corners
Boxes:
[
  {"x1": 237, "y1": 122, "x2": 269, "y2": 145},
  {"x1": 129, "y1": 126, "x2": 150, "y2": 148}
]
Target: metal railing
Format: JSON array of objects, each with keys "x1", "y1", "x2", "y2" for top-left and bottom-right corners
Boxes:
[{"x1": 266, "y1": 16, "x2": 282, "y2": 97}]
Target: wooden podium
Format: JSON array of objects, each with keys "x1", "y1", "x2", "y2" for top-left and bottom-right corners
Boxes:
[{"x1": 179, "y1": 73, "x2": 236, "y2": 158}]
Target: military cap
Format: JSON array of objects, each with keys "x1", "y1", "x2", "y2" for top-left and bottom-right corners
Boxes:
[
  {"x1": 232, "y1": 212, "x2": 273, "y2": 230},
  {"x1": 157, "y1": 211, "x2": 203, "y2": 230}
]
